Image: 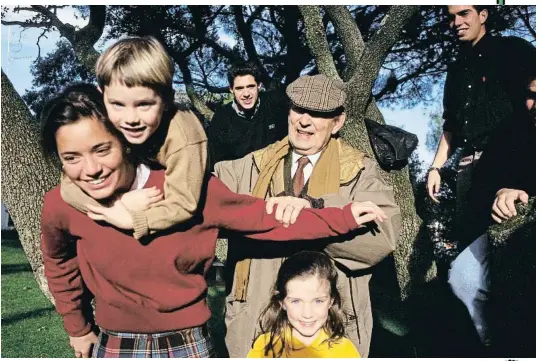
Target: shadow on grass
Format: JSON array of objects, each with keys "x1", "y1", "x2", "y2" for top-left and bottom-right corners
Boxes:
[
  {"x1": 1, "y1": 263, "x2": 33, "y2": 275},
  {"x1": 2, "y1": 306, "x2": 56, "y2": 326},
  {"x1": 0, "y1": 234, "x2": 21, "y2": 248},
  {"x1": 207, "y1": 282, "x2": 228, "y2": 358}
]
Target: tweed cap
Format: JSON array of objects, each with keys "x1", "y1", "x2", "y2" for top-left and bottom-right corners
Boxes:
[{"x1": 286, "y1": 74, "x2": 346, "y2": 112}]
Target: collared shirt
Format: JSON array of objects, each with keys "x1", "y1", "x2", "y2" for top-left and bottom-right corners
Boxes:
[
  {"x1": 442, "y1": 34, "x2": 535, "y2": 151},
  {"x1": 129, "y1": 164, "x2": 151, "y2": 191},
  {"x1": 231, "y1": 97, "x2": 261, "y2": 119},
  {"x1": 291, "y1": 151, "x2": 322, "y2": 185}
]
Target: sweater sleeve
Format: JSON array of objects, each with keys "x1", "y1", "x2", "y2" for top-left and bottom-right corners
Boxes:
[
  {"x1": 60, "y1": 173, "x2": 101, "y2": 213},
  {"x1": 131, "y1": 109, "x2": 208, "y2": 239},
  {"x1": 321, "y1": 158, "x2": 401, "y2": 271},
  {"x1": 40, "y1": 191, "x2": 93, "y2": 337},
  {"x1": 207, "y1": 176, "x2": 359, "y2": 241}
]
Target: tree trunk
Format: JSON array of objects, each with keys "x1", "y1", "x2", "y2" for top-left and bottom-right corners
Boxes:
[
  {"x1": 344, "y1": 91, "x2": 437, "y2": 304},
  {"x1": 303, "y1": 5, "x2": 436, "y2": 302},
  {"x1": 1, "y1": 71, "x2": 60, "y2": 303}
]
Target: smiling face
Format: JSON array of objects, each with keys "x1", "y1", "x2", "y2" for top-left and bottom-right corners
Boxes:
[
  {"x1": 287, "y1": 106, "x2": 345, "y2": 156},
  {"x1": 103, "y1": 80, "x2": 166, "y2": 144},
  {"x1": 280, "y1": 274, "x2": 332, "y2": 345},
  {"x1": 230, "y1": 74, "x2": 260, "y2": 111},
  {"x1": 56, "y1": 116, "x2": 133, "y2": 201},
  {"x1": 447, "y1": 6, "x2": 487, "y2": 46}
]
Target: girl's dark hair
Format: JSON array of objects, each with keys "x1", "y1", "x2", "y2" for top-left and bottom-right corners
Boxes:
[
  {"x1": 40, "y1": 83, "x2": 127, "y2": 157},
  {"x1": 254, "y1": 251, "x2": 346, "y2": 357}
]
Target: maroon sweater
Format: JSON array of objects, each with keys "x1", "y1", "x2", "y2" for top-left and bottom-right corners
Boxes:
[{"x1": 41, "y1": 170, "x2": 358, "y2": 337}]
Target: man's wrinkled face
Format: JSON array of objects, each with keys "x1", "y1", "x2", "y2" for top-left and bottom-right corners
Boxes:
[{"x1": 287, "y1": 106, "x2": 345, "y2": 156}]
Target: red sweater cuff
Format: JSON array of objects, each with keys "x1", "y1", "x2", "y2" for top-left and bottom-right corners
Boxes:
[
  {"x1": 343, "y1": 203, "x2": 359, "y2": 231},
  {"x1": 63, "y1": 311, "x2": 92, "y2": 337}
]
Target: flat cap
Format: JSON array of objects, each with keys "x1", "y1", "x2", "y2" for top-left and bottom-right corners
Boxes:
[{"x1": 286, "y1": 74, "x2": 346, "y2": 112}]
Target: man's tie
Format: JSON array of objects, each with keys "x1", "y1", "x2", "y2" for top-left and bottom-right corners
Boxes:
[{"x1": 293, "y1": 156, "x2": 310, "y2": 196}]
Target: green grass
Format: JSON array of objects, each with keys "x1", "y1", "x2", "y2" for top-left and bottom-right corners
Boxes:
[
  {"x1": 2, "y1": 233, "x2": 486, "y2": 358},
  {"x1": 1, "y1": 236, "x2": 73, "y2": 358},
  {"x1": 1, "y1": 234, "x2": 227, "y2": 358}
]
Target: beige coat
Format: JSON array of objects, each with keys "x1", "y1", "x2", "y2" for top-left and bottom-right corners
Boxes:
[{"x1": 214, "y1": 141, "x2": 401, "y2": 357}]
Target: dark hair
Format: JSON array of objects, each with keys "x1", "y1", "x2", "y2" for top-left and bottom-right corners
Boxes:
[
  {"x1": 254, "y1": 251, "x2": 346, "y2": 358},
  {"x1": 40, "y1": 83, "x2": 127, "y2": 157},
  {"x1": 473, "y1": 5, "x2": 492, "y2": 30},
  {"x1": 227, "y1": 62, "x2": 262, "y2": 88},
  {"x1": 472, "y1": 5, "x2": 489, "y2": 13}
]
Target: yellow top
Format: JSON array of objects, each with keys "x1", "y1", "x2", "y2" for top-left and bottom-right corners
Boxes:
[{"x1": 247, "y1": 328, "x2": 360, "y2": 358}]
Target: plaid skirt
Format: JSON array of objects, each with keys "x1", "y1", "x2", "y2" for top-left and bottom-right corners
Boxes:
[{"x1": 92, "y1": 325, "x2": 215, "y2": 358}]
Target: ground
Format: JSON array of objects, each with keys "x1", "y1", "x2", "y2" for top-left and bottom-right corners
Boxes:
[{"x1": 1, "y1": 231, "x2": 488, "y2": 358}]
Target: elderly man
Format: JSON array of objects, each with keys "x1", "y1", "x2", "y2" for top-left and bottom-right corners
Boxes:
[{"x1": 214, "y1": 74, "x2": 401, "y2": 357}]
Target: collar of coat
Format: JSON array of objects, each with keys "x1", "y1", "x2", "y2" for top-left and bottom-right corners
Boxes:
[{"x1": 251, "y1": 137, "x2": 365, "y2": 185}]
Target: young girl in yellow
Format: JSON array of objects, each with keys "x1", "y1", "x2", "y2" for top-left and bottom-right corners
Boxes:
[
  {"x1": 60, "y1": 36, "x2": 207, "y2": 239},
  {"x1": 248, "y1": 251, "x2": 361, "y2": 358}
]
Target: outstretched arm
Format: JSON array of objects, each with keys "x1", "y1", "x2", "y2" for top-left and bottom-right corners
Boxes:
[
  {"x1": 207, "y1": 176, "x2": 366, "y2": 241},
  {"x1": 41, "y1": 192, "x2": 94, "y2": 338},
  {"x1": 320, "y1": 159, "x2": 401, "y2": 271}
]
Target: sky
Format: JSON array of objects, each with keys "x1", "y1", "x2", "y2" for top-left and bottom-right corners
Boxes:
[
  {"x1": 0, "y1": 6, "x2": 440, "y2": 165},
  {"x1": 0, "y1": 4, "x2": 523, "y2": 167}
]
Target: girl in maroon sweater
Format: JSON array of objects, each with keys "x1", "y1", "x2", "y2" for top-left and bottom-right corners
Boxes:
[{"x1": 39, "y1": 84, "x2": 387, "y2": 358}]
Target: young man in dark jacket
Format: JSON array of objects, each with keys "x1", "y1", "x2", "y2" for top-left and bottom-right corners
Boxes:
[{"x1": 207, "y1": 63, "x2": 289, "y2": 167}]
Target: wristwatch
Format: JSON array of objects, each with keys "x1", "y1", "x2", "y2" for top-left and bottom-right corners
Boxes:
[{"x1": 428, "y1": 166, "x2": 440, "y2": 174}]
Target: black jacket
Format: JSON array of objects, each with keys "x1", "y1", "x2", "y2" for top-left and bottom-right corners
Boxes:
[
  {"x1": 442, "y1": 34, "x2": 535, "y2": 151},
  {"x1": 207, "y1": 90, "x2": 289, "y2": 167},
  {"x1": 465, "y1": 113, "x2": 536, "y2": 242}
]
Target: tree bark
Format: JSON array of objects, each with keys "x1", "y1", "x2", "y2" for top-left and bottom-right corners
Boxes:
[
  {"x1": 324, "y1": 6, "x2": 364, "y2": 81},
  {"x1": 299, "y1": 6, "x2": 339, "y2": 79},
  {"x1": 1, "y1": 71, "x2": 59, "y2": 304},
  {"x1": 31, "y1": 5, "x2": 105, "y2": 71},
  {"x1": 304, "y1": 5, "x2": 436, "y2": 302}
]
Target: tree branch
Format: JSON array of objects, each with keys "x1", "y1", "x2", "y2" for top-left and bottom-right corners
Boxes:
[
  {"x1": 36, "y1": 28, "x2": 49, "y2": 59},
  {"x1": 178, "y1": 24, "x2": 243, "y2": 63},
  {"x1": 515, "y1": 6, "x2": 536, "y2": 39},
  {"x1": 0, "y1": 20, "x2": 51, "y2": 28},
  {"x1": 246, "y1": 5, "x2": 265, "y2": 27},
  {"x1": 176, "y1": 53, "x2": 214, "y2": 121},
  {"x1": 232, "y1": 5, "x2": 271, "y2": 87},
  {"x1": 29, "y1": 5, "x2": 105, "y2": 73},
  {"x1": 348, "y1": 6, "x2": 419, "y2": 111},
  {"x1": 299, "y1": 5, "x2": 339, "y2": 79},
  {"x1": 31, "y1": 5, "x2": 75, "y2": 41},
  {"x1": 323, "y1": 6, "x2": 365, "y2": 81}
]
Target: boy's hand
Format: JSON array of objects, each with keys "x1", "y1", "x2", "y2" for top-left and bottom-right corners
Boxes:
[
  {"x1": 350, "y1": 201, "x2": 388, "y2": 226},
  {"x1": 265, "y1": 196, "x2": 311, "y2": 227},
  {"x1": 86, "y1": 201, "x2": 134, "y2": 230},
  {"x1": 69, "y1": 331, "x2": 98, "y2": 358},
  {"x1": 120, "y1": 187, "x2": 163, "y2": 212},
  {"x1": 491, "y1": 188, "x2": 529, "y2": 223}
]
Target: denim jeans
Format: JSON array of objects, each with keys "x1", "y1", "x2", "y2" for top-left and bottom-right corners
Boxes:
[{"x1": 448, "y1": 233, "x2": 491, "y2": 346}]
